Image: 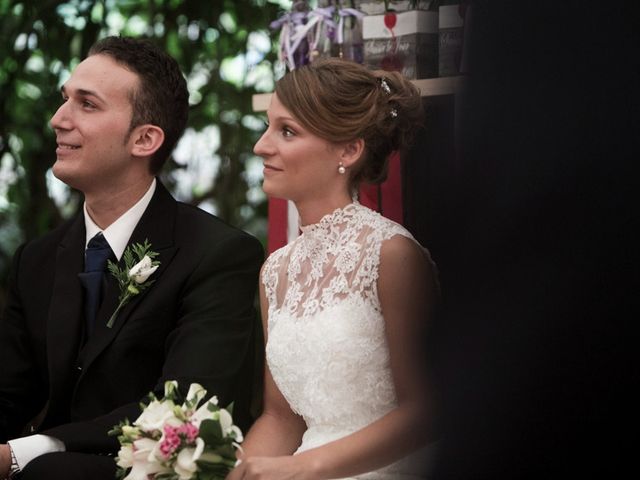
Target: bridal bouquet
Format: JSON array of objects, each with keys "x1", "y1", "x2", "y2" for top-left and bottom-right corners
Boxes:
[{"x1": 110, "y1": 381, "x2": 242, "y2": 480}]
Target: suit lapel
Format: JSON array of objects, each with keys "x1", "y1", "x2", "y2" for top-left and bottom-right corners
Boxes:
[
  {"x1": 79, "y1": 181, "x2": 179, "y2": 368},
  {"x1": 46, "y1": 214, "x2": 86, "y2": 396}
]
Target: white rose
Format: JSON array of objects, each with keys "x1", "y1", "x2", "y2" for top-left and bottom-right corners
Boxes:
[
  {"x1": 134, "y1": 399, "x2": 177, "y2": 431},
  {"x1": 133, "y1": 437, "x2": 157, "y2": 460},
  {"x1": 191, "y1": 399, "x2": 215, "y2": 427},
  {"x1": 116, "y1": 444, "x2": 134, "y2": 469},
  {"x1": 128, "y1": 255, "x2": 158, "y2": 284},
  {"x1": 173, "y1": 437, "x2": 205, "y2": 480},
  {"x1": 123, "y1": 438, "x2": 171, "y2": 480}
]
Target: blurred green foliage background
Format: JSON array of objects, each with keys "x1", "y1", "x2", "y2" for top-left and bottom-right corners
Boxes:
[{"x1": 0, "y1": 0, "x2": 293, "y2": 305}]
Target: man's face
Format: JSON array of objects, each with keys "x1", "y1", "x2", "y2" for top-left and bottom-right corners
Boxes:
[{"x1": 50, "y1": 54, "x2": 140, "y2": 193}]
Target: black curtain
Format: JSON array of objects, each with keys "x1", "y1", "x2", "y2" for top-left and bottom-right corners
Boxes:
[{"x1": 404, "y1": 1, "x2": 636, "y2": 478}]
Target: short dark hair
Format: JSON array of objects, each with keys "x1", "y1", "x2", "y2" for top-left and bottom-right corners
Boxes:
[{"x1": 88, "y1": 36, "x2": 189, "y2": 174}]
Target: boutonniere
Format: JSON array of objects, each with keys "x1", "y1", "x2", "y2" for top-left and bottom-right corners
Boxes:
[{"x1": 106, "y1": 239, "x2": 160, "y2": 328}]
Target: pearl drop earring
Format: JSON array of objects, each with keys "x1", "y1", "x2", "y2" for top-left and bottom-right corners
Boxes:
[{"x1": 338, "y1": 162, "x2": 346, "y2": 175}]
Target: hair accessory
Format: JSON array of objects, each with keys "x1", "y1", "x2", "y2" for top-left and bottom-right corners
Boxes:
[
  {"x1": 338, "y1": 162, "x2": 346, "y2": 175},
  {"x1": 380, "y1": 78, "x2": 397, "y2": 118},
  {"x1": 380, "y1": 77, "x2": 392, "y2": 95}
]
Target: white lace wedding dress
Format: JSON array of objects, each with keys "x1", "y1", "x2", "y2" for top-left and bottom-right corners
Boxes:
[{"x1": 262, "y1": 202, "x2": 434, "y2": 480}]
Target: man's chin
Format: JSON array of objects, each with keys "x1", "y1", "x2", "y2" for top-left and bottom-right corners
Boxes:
[{"x1": 51, "y1": 163, "x2": 82, "y2": 191}]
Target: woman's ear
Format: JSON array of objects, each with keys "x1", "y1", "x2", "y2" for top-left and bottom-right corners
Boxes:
[
  {"x1": 129, "y1": 124, "x2": 165, "y2": 158},
  {"x1": 340, "y1": 138, "x2": 365, "y2": 169}
]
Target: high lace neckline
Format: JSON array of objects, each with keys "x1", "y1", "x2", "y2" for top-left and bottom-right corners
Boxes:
[{"x1": 299, "y1": 201, "x2": 361, "y2": 234}]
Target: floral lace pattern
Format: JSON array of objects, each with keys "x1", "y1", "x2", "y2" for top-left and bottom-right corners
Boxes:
[
  {"x1": 262, "y1": 203, "x2": 430, "y2": 479},
  {"x1": 262, "y1": 202, "x2": 411, "y2": 321}
]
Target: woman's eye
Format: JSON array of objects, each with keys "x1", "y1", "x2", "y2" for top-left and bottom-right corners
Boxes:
[{"x1": 282, "y1": 127, "x2": 295, "y2": 137}]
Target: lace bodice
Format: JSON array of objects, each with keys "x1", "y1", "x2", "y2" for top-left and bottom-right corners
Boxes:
[
  {"x1": 263, "y1": 202, "x2": 412, "y2": 321},
  {"x1": 262, "y1": 203, "x2": 430, "y2": 479}
]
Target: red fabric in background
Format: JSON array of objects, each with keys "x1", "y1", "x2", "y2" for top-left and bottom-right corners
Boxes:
[
  {"x1": 267, "y1": 197, "x2": 288, "y2": 254},
  {"x1": 358, "y1": 151, "x2": 403, "y2": 224},
  {"x1": 267, "y1": 151, "x2": 403, "y2": 254}
]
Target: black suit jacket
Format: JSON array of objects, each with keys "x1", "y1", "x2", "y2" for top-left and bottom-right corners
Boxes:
[{"x1": 0, "y1": 181, "x2": 263, "y2": 452}]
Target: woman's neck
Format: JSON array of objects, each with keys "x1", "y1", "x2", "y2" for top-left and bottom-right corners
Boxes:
[{"x1": 295, "y1": 193, "x2": 354, "y2": 227}]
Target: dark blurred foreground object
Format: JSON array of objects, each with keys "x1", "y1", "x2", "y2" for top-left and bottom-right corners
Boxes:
[{"x1": 428, "y1": 1, "x2": 636, "y2": 478}]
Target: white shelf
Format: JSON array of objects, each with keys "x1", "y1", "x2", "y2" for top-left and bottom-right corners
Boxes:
[
  {"x1": 252, "y1": 93, "x2": 273, "y2": 112},
  {"x1": 413, "y1": 76, "x2": 463, "y2": 97},
  {"x1": 251, "y1": 76, "x2": 463, "y2": 112}
]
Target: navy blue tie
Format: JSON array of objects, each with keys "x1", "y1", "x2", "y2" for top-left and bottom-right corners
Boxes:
[{"x1": 78, "y1": 232, "x2": 113, "y2": 336}]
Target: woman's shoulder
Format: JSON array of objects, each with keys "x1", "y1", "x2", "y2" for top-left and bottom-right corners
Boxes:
[
  {"x1": 357, "y1": 205, "x2": 438, "y2": 281},
  {"x1": 261, "y1": 239, "x2": 296, "y2": 279},
  {"x1": 265, "y1": 237, "x2": 297, "y2": 263},
  {"x1": 379, "y1": 231, "x2": 440, "y2": 296},
  {"x1": 353, "y1": 203, "x2": 416, "y2": 242},
  {"x1": 380, "y1": 234, "x2": 426, "y2": 263}
]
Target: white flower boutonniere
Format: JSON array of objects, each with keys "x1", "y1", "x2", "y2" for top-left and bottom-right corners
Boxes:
[{"x1": 106, "y1": 239, "x2": 160, "y2": 328}]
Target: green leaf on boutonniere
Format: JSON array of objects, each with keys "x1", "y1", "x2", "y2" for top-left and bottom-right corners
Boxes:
[{"x1": 106, "y1": 239, "x2": 160, "y2": 328}]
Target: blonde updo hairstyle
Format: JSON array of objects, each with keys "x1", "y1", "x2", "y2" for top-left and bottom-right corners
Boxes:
[{"x1": 274, "y1": 58, "x2": 424, "y2": 188}]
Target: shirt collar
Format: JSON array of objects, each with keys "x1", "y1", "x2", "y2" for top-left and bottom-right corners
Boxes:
[{"x1": 84, "y1": 179, "x2": 157, "y2": 260}]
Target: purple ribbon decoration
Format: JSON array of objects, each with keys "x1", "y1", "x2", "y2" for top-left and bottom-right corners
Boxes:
[
  {"x1": 270, "y1": 5, "x2": 365, "y2": 69},
  {"x1": 270, "y1": 11, "x2": 309, "y2": 70},
  {"x1": 336, "y1": 8, "x2": 364, "y2": 45}
]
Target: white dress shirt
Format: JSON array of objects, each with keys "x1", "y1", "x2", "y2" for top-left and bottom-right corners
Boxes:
[{"x1": 8, "y1": 179, "x2": 156, "y2": 470}]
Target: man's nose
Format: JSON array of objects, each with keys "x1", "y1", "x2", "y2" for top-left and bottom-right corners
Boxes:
[{"x1": 50, "y1": 101, "x2": 71, "y2": 131}]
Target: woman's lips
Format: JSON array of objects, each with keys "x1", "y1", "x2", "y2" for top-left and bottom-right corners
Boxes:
[{"x1": 263, "y1": 163, "x2": 283, "y2": 173}]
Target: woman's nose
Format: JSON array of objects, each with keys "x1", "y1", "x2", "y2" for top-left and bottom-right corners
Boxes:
[{"x1": 253, "y1": 131, "x2": 271, "y2": 157}]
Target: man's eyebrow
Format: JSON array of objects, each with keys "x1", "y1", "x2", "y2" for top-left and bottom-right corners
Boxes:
[{"x1": 60, "y1": 85, "x2": 105, "y2": 103}]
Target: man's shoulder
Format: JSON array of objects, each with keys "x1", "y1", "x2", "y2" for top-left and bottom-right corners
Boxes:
[
  {"x1": 19, "y1": 215, "x2": 81, "y2": 255},
  {"x1": 6, "y1": 215, "x2": 82, "y2": 281},
  {"x1": 173, "y1": 202, "x2": 263, "y2": 252},
  {"x1": 175, "y1": 202, "x2": 243, "y2": 234}
]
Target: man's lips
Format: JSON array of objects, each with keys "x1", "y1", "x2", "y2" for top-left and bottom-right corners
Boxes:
[
  {"x1": 57, "y1": 143, "x2": 80, "y2": 149},
  {"x1": 56, "y1": 143, "x2": 81, "y2": 154}
]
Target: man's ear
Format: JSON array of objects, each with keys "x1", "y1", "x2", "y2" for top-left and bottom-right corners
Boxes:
[
  {"x1": 340, "y1": 138, "x2": 365, "y2": 169},
  {"x1": 130, "y1": 125, "x2": 165, "y2": 158}
]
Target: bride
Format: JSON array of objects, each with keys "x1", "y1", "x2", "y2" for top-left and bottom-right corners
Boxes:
[{"x1": 228, "y1": 58, "x2": 438, "y2": 480}]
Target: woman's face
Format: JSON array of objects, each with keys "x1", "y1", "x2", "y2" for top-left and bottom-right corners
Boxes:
[{"x1": 253, "y1": 93, "x2": 344, "y2": 203}]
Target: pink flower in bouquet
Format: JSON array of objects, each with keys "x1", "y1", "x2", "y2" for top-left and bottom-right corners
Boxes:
[
  {"x1": 159, "y1": 425, "x2": 182, "y2": 459},
  {"x1": 180, "y1": 422, "x2": 199, "y2": 442},
  {"x1": 158, "y1": 422, "x2": 201, "y2": 459}
]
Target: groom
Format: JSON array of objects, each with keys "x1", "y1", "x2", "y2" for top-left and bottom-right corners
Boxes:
[{"x1": 0, "y1": 36, "x2": 263, "y2": 479}]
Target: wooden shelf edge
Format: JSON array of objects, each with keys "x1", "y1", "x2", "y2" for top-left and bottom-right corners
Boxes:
[
  {"x1": 413, "y1": 76, "x2": 464, "y2": 97},
  {"x1": 252, "y1": 93, "x2": 272, "y2": 112},
  {"x1": 251, "y1": 76, "x2": 463, "y2": 112}
]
